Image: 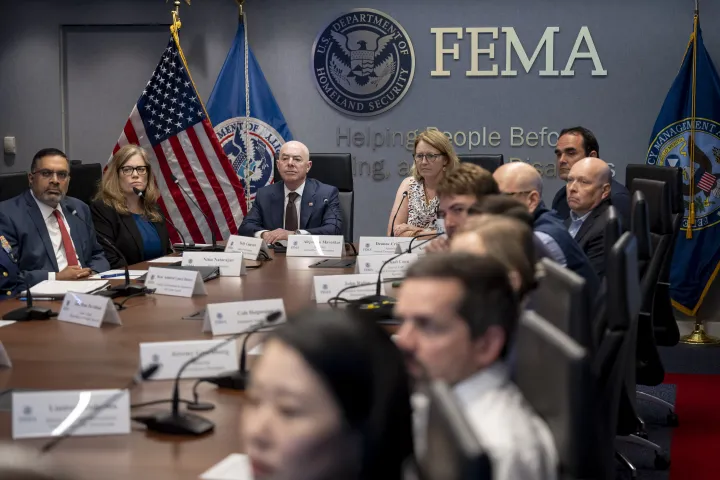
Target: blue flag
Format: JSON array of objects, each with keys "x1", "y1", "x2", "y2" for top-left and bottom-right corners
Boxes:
[
  {"x1": 646, "y1": 18, "x2": 720, "y2": 315},
  {"x1": 207, "y1": 18, "x2": 293, "y2": 204}
]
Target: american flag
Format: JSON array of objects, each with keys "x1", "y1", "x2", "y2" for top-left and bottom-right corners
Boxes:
[
  {"x1": 111, "y1": 37, "x2": 247, "y2": 244},
  {"x1": 696, "y1": 169, "x2": 717, "y2": 194}
]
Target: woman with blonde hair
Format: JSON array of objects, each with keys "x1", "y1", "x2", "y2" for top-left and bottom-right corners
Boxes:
[
  {"x1": 387, "y1": 129, "x2": 461, "y2": 237},
  {"x1": 91, "y1": 144, "x2": 171, "y2": 268}
]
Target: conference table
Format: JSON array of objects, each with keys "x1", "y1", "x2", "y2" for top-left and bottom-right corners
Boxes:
[{"x1": 0, "y1": 249, "x2": 383, "y2": 479}]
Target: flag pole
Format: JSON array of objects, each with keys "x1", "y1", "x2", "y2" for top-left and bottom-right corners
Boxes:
[
  {"x1": 238, "y1": 0, "x2": 253, "y2": 214},
  {"x1": 680, "y1": 0, "x2": 720, "y2": 345}
]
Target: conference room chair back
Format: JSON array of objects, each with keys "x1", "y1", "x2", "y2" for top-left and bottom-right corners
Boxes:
[
  {"x1": 0, "y1": 171, "x2": 28, "y2": 202},
  {"x1": 457, "y1": 154, "x2": 504, "y2": 173},
  {"x1": 0, "y1": 161, "x2": 102, "y2": 207},
  {"x1": 274, "y1": 153, "x2": 354, "y2": 243},
  {"x1": 625, "y1": 164, "x2": 682, "y2": 215}
]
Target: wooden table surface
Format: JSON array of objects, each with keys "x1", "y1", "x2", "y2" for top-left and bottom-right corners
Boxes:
[{"x1": 0, "y1": 251, "x2": 368, "y2": 479}]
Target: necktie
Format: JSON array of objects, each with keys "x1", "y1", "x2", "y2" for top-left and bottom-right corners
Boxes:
[
  {"x1": 53, "y1": 210, "x2": 79, "y2": 267},
  {"x1": 285, "y1": 192, "x2": 299, "y2": 232}
]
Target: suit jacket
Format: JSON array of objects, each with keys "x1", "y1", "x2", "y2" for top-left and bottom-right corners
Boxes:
[
  {"x1": 565, "y1": 200, "x2": 614, "y2": 279},
  {"x1": 552, "y1": 179, "x2": 631, "y2": 229},
  {"x1": 238, "y1": 178, "x2": 343, "y2": 237},
  {"x1": 0, "y1": 235, "x2": 21, "y2": 300},
  {"x1": 0, "y1": 191, "x2": 110, "y2": 287},
  {"x1": 90, "y1": 200, "x2": 172, "y2": 269}
]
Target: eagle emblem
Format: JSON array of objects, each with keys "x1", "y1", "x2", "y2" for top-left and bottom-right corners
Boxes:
[{"x1": 329, "y1": 31, "x2": 396, "y2": 93}]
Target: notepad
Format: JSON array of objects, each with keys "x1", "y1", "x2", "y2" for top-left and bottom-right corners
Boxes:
[
  {"x1": 23, "y1": 280, "x2": 110, "y2": 298},
  {"x1": 200, "y1": 454, "x2": 252, "y2": 480},
  {"x1": 147, "y1": 256, "x2": 181, "y2": 264},
  {"x1": 90, "y1": 270, "x2": 148, "y2": 280}
]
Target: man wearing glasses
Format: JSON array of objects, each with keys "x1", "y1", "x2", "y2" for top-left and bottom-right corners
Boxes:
[
  {"x1": 238, "y1": 141, "x2": 343, "y2": 244},
  {"x1": 0, "y1": 148, "x2": 109, "y2": 287}
]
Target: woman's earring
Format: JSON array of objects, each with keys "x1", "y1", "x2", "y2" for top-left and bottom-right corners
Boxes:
[{"x1": 443, "y1": 166, "x2": 447, "y2": 172}]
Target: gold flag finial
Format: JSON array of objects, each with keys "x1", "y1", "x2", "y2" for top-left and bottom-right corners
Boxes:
[
  {"x1": 167, "y1": 0, "x2": 191, "y2": 35},
  {"x1": 235, "y1": 0, "x2": 245, "y2": 20}
]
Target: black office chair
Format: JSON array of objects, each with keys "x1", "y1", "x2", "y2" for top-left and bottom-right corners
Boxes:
[
  {"x1": 66, "y1": 162, "x2": 102, "y2": 206},
  {"x1": 514, "y1": 311, "x2": 604, "y2": 479},
  {"x1": 626, "y1": 164, "x2": 682, "y2": 215},
  {"x1": 0, "y1": 171, "x2": 28, "y2": 202},
  {"x1": 458, "y1": 154, "x2": 504, "y2": 173},
  {"x1": 274, "y1": 153, "x2": 354, "y2": 243}
]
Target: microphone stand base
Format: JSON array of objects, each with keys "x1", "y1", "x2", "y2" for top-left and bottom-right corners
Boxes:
[
  {"x1": 133, "y1": 411, "x2": 214, "y2": 436},
  {"x1": 349, "y1": 295, "x2": 397, "y2": 322},
  {"x1": 3, "y1": 306, "x2": 53, "y2": 321},
  {"x1": 206, "y1": 370, "x2": 249, "y2": 391}
]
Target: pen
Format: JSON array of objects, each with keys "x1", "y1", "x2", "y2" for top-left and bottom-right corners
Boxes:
[
  {"x1": 100, "y1": 273, "x2": 126, "y2": 279},
  {"x1": 19, "y1": 297, "x2": 56, "y2": 302}
]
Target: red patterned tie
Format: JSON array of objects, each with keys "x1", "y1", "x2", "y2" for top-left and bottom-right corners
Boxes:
[{"x1": 53, "y1": 210, "x2": 79, "y2": 267}]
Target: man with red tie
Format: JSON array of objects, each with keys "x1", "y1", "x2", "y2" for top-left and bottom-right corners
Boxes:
[{"x1": 0, "y1": 148, "x2": 109, "y2": 287}]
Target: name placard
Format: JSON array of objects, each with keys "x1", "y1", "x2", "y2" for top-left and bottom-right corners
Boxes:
[
  {"x1": 225, "y1": 235, "x2": 269, "y2": 261},
  {"x1": 203, "y1": 299, "x2": 286, "y2": 335},
  {"x1": 144, "y1": 267, "x2": 207, "y2": 297},
  {"x1": 182, "y1": 251, "x2": 246, "y2": 276},
  {"x1": 286, "y1": 235, "x2": 344, "y2": 257},
  {"x1": 139, "y1": 340, "x2": 239, "y2": 380},
  {"x1": 12, "y1": 389, "x2": 130, "y2": 439},
  {"x1": 0, "y1": 342, "x2": 11, "y2": 368},
  {"x1": 358, "y1": 236, "x2": 408, "y2": 255},
  {"x1": 58, "y1": 292, "x2": 122, "y2": 328},
  {"x1": 313, "y1": 274, "x2": 384, "y2": 304},
  {"x1": 355, "y1": 254, "x2": 419, "y2": 279}
]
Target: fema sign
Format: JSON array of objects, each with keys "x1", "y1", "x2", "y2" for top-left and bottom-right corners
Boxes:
[{"x1": 312, "y1": 9, "x2": 415, "y2": 116}]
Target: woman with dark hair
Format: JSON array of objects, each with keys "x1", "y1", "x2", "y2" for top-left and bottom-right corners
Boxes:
[{"x1": 242, "y1": 309, "x2": 414, "y2": 480}]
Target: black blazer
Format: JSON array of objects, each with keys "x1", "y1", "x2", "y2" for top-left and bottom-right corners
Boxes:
[
  {"x1": 90, "y1": 199, "x2": 171, "y2": 269},
  {"x1": 565, "y1": 200, "x2": 615, "y2": 279}
]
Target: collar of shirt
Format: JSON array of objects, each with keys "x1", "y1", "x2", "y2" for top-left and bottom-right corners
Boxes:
[
  {"x1": 453, "y1": 362, "x2": 510, "y2": 407},
  {"x1": 284, "y1": 181, "x2": 306, "y2": 200},
  {"x1": 569, "y1": 209, "x2": 592, "y2": 224},
  {"x1": 30, "y1": 189, "x2": 63, "y2": 220}
]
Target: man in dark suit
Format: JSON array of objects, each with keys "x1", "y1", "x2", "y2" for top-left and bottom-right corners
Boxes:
[
  {"x1": 552, "y1": 126, "x2": 631, "y2": 228},
  {"x1": 565, "y1": 157, "x2": 617, "y2": 279},
  {"x1": 238, "y1": 141, "x2": 343, "y2": 242},
  {"x1": 0, "y1": 148, "x2": 110, "y2": 287}
]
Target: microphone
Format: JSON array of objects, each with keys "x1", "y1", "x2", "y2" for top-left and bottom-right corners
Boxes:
[
  {"x1": 133, "y1": 187, "x2": 191, "y2": 251},
  {"x1": 200, "y1": 311, "x2": 282, "y2": 391},
  {"x1": 170, "y1": 174, "x2": 223, "y2": 252},
  {"x1": 5, "y1": 274, "x2": 54, "y2": 321},
  {"x1": 40, "y1": 363, "x2": 160, "y2": 453},
  {"x1": 71, "y1": 210, "x2": 147, "y2": 299},
  {"x1": 389, "y1": 191, "x2": 408, "y2": 237},
  {"x1": 133, "y1": 311, "x2": 282, "y2": 436}
]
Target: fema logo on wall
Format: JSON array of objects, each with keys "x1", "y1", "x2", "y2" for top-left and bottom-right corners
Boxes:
[
  {"x1": 311, "y1": 9, "x2": 415, "y2": 116},
  {"x1": 647, "y1": 119, "x2": 720, "y2": 230},
  {"x1": 215, "y1": 118, "x2": 287, "y2": 199}
]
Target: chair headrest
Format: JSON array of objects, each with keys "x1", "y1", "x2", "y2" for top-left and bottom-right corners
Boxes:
[
  {"x1": 625, "y1": 164, "x2": 682, "y2": 214},
  {"x1": 606, "y1": 232, "x2": 641, "y2": 330},
  {"x1": 631, "y1": 190, "x2": 653, "y2": 261},
  {"x1": 629, "y1": 178, "x2": 673, "y2": 234},
  {"x1": 458, "y1": 154, "x2": 504, "y2": 173},
  {"x1": 604, "y1": 205, "x2": 622, "y2": 253}
]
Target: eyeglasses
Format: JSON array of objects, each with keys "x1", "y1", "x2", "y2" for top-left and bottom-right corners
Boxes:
[
  {"x1": 413, "y1": 153, "x2": 444, "y2": 162},
  {"x1": 118, "y1": 166, "x2": 148, "y2": 176},
  {"x1": 32, "y1": 169, "x2": 69, "y2": 181}
]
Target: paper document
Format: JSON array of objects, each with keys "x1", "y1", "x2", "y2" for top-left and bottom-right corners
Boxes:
[
  {"x1": 23, "y1": 280, "x2": 109, "y2": 298},
  {"x1": 90, "y1": 270, "x2": 148, "y2": 280},
  {"x1": 0, "y1": 321, "x2": 16, "y2": 328},
  {"x1": 200, "y1": 454, "x2": 252, "y2": 480},
  {"x1": 147, "y1": 256, "x2": 180, "y2": 264}
]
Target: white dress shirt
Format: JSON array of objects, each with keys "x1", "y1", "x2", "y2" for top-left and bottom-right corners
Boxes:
[
  {"x1": 30, "y1": 191, "x2": 81, "y2": 280},
  {"x1": 568, "y1": 210, "x2": 592, "y2": 238},
  {"x1": 414, "y1": 362, "x2": 558, "y2": 480},
  {"x1": 255, "y1": 182, "x2": 309, "y2": 238}
]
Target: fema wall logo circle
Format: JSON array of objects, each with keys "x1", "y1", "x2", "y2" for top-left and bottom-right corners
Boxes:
[
  {"x1": 214, "y1": 118, "x2": 286, "y2": 198},
  {"x1": 646, "y1": 118, "x2": 720, "y2": 230},
  {"x1": 311, "y1": 9, "x2": 415, "y2": 116}
]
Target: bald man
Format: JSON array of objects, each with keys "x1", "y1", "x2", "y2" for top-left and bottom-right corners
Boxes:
[
  {"x1": 238, "y1": 141, "x2": 343, "y2": 242},
  {"x1": 493, "y1": 162, "x2": 600, "y2": 298},
  {"x1": 564, "y1": 157, "x2": 617, "y2": 278}
]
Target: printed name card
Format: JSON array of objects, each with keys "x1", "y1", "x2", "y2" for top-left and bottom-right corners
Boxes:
[
  {"x1": 358, "y1": 236, "x2": 409, "y2": 255},
  {"x1": 139, "y1": 339, "x2": 239, "y2": 380},
  {"x1": 144, "y1": 267, "x2": 207, "y2": 298},
  {"x1": 57, "y1": 292, "x2": 122, "y2": 328},
  {"x1": 182, "y1": 251, "x2": 246, "y2": 276},
  {"x1": 224, "y1": 235, "x2": 269, "y2": 261},
  {"x1": 203, "y1": 299, "x2": 286, "y2": 335},
  {"x1": 0, "y1": 342, "x2": 11, "y2": 368},
  {"x1": 286, "y1": 235, "x2": 344, "y2": 257},
  {"x1": 355, "y1": 254, "x2": 419, "y2": 279},
  {"x1": 313, "y1": 274, "x2": 385, "y2": 304},
  {"x1": 12, "y1": 389, "x2": 130, "y2": 439}
]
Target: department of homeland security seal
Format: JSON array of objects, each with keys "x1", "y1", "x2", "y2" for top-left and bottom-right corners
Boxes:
[
  {"x1": 311, "y1": 9, "x2": 415, "y2": 116},
  {"x1": 214, "y1": 117, "x2": 286, "y2": 199},
  {"x1": 647, "y1": 118, "x2": 720, "y2": 230}
]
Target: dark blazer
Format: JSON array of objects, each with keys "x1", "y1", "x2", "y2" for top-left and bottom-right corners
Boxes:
[
  {"x1": 90, "y1": 199, "x2": 172, "y2": 269},
  {"x1": 553, "y1": 179, "x2": 631, "y2": 229},
  {"x1": 0, "y1": 235, "x2": 21, "y2": 300},
  {"x1": 0, "y1": 191, "x2": 110, "y2": 287},
  {"x1": 238, "y1": 178, "x2": 343, "y2": 237},
  {"x1": 565, "y1": 199, "x2": 614, "y2": 279}
]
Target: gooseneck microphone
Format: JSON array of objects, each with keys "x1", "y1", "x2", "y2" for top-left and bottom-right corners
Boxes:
[
  {"x1": 133, "y1": 311, "x2": 282, "y2": 436},
  {"x1": 40, "y1": 363, "x2": 160, "y2": 453},
  {"x1": 389, "y1": 191, "x2": 408, "y2": 237},
  {"x1": 132, "y1": 187, "x2": 190, "y2": 251},
  {"x1": 5, "y1": 274, "x2": 54, "y2": 321},
  {"x1": 71, "y1": 210, "x2": 146, "y2": 299},
  {"x1": 170, "y1": 174, "x2": 223, "y2": 252}
]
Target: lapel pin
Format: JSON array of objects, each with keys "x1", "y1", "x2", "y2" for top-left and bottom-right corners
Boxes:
[{"x1": 308, "y1": 202, "x2": 314, "y2": 207}]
